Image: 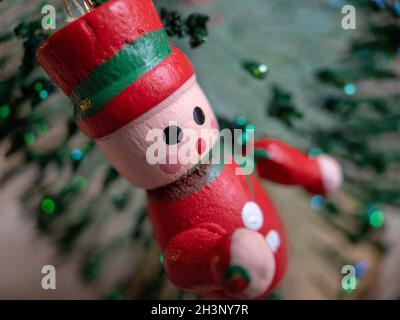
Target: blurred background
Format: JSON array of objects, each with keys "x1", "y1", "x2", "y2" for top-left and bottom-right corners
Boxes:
[{"x1": 0, "y1": 0, "x2": 399, "y2": 299}]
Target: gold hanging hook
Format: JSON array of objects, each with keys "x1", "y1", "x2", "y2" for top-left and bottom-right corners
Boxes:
[
  {"x1": 83, "y1": 0, "x2": 95, "y2": 11},
  {"x1": 64, "y1": 0, "x2": 95, "y2": 22}
]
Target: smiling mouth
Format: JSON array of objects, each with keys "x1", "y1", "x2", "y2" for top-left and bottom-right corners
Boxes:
[{"x1": 158, "y1": 139, "x2": 207, "y2": 174}]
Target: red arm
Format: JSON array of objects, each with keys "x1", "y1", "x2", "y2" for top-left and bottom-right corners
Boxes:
[
  {"x1": 254, "y1": 138, "x2": 342, "y2": 195},
  {"x1": 164, "y1": 226, "x2": 276, "y2": 299},
  {"x1": 163, "y1": 227, "x2": 222, "y2": 291}
]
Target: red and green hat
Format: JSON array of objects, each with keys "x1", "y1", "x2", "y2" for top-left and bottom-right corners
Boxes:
[{"x1": 37, "y1": 0, "x2": 194, "y2": 139}]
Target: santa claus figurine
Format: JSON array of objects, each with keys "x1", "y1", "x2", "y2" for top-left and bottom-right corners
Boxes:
[{"x1": 37, "y1": 0, "x2": 342, "y2": 299}]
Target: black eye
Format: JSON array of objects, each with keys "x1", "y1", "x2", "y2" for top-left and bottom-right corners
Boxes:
[
  {"x1": 193, "y1": 106, "x2": 205, "y2": 125},
  {"x1": 163, "y1": 125, "x2": 183, "y2": 145}
]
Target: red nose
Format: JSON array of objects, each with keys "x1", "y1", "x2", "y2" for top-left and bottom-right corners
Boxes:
[{"x1": 197, "y1": 138, "x2": 206, "y2": 155}]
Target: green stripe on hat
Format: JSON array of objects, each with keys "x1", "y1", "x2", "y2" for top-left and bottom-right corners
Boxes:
[{"x1": 72, "y1": 29, "x2": 172, "y2": 120}]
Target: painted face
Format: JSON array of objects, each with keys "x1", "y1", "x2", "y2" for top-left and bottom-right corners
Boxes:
[{"x1": 96, "y1": 76, "x2": 220, "y2": 189}]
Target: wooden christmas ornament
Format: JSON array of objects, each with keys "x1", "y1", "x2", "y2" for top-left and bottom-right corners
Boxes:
[{"x1": 37, "y1": 0, "x2": 342, "y2": 299}]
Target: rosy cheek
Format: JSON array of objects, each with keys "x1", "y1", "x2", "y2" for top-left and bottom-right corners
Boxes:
[
  {"x1": 210, "y1": 118, "x2": 219, "y2": 130},
  {"x1": 159, "y1": 154, "x2": 182, "y2": 174}
]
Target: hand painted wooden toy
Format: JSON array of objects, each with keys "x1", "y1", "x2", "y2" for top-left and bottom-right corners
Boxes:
[{"x1": 37, "y1": 0, "x2": 342, "y2": 299}]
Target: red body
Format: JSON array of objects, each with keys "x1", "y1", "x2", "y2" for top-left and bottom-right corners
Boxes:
[{"x1": 147, "y1": 160, "x2": 289, "y2": 297}]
